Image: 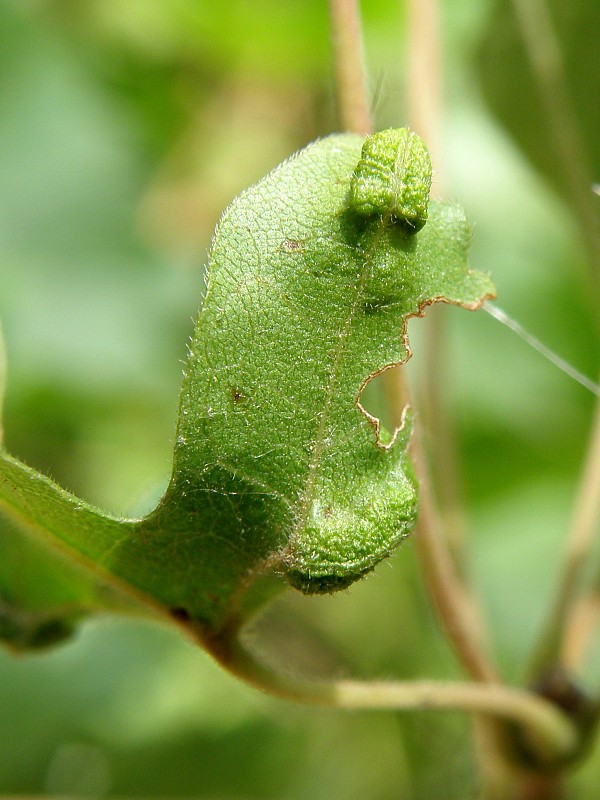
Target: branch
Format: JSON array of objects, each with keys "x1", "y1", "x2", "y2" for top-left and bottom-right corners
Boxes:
[
  {"x1": 531, "y1": 393, "x2": 600, "y2": 673},
  {"x1": 507, "y1": 0, "x2": 600, "y2": 697},
  {"x1": 329, "y1": 0, "x2": 372, "y2": 135},
  {"x1": 406, "y1": 0, "x2": 470, "y2": 565},
  {"x1": 411, "y1": 429, "x2": 500, "y2": 683},
  {"x1": 405, "y1": 0, "x2": 499, "y2": 685},
  {"x1": 205, "y1": 632, "x2": 579, "y2": 769}
]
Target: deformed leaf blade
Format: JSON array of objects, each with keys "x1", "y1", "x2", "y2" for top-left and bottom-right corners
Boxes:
[
  {"x1": 0, "y1": 131, "x2": 495, "y2": 647},
  {"x1": 146, "y1": 131, "x2": 495, "y2": 621}
]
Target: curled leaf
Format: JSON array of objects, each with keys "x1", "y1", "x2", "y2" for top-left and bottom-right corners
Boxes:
[
  {"x1": 0, "y1": 130, "x2": 495, "y2": 647},
  {"x1": 153, "y1": 129, "x2": 494, "y2": 613}
]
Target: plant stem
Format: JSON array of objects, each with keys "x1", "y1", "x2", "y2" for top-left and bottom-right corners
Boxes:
[
  {"x1": 411, "y1": 428, "x2": 500, "y2": 683},
  {"x1": 406, "y1": 0, "x2": 470, "y2": 568},
  {"x1": 205, "y1": 632, "x2": 578, "y2": 768},
  {"x1": 329, "y1": 0, "x2": 414, "y2": 425},
  {"x1": 404, "y1": 0, "x2": 498, "y2": 685},
  {"x1": 519, "y1": 773, "x2": 565, "y2": 800},
  {"x1": 407, "y1": 0, "x2": 506, "y2": 734},
  {"x1": 414, "y1": 450, "x2": 514, "y2": 797},
  {"x1": 328, "y1": 0, "x2": 372, "y2": 135},
  {"x1": 562, "y1": 585, "x2": 600, "y2": 672},
  {"x1": 329, "y1": 0, "x2": 416, "y2": 423},
  {"x1": 511, "y1": 0, "x2": 600, "y2": 676},
  {"x1": 531, "y1": 392, "x2": 600, "y2": 673},
  {"x1": 406, "y1": 0, "x2": 442, "y2": 174},
  {"x1": 407, "y1": 0, "x2": 507, "y2": 736}
]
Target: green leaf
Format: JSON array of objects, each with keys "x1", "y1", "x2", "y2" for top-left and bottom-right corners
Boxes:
[
  {"x1": 0, "y1": 130, "x2": 494, "y2": 648},
  {"x1": 142, "y1": 131, "x2": 494, "y2": 617},
  {"x1": 0, "y1": 454, "x2": 151, "y2": 651}
]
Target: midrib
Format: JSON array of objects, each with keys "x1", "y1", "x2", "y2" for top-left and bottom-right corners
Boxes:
[{"x1": 289, "y1": 219, "x2": 389, "y2": 543}]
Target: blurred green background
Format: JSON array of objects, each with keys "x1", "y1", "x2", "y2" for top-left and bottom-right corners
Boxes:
[{"x1": 0, "y1": 0, "x2": 598, "y2": 797}]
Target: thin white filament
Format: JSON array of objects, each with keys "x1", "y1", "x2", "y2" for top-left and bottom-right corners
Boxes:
[{"x1": 484, "y1": 302, "x2": 600, "y2": 398}]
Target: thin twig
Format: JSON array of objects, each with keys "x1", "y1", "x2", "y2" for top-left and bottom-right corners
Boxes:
[
  {"x1": 411, "y1": 427, "x2": 501, "y2": 683},
  {"x1": 328, "y1": 0, "x2": 372, "y2": 135},
  {"x1": 406, "y1": 0, "x2": 471, "y2": 568},
  {"x1": 559, "y1": 396, "x2": 600, "y2": 644},
  {"x1": 511, "y1": 0, "x2": 600, "y2": 677},
  {"x1": 532, "y1": 394, "x2": 600, "y2": 673},
  {"x1": 329, "y1": 0, "x2": 410, "y2": 422},
  {"x1": 205, "y1": 633, "x2": 578, "y2": 769},
  {"x1": 419, "y1": 320, "x2": 471, "y2": 562},
  {"x1": 406, "y1": 0, "x2": 442, "y2": 176},
  {"x1": 562, "y1": 587, "x2": 600, "y2": 673},
  {"x1": 404, "y1": 0, "x2": 499, "y2": 684},
  {"x1": 519, "y1": 773, "x2": 565, "y2": 800},
  {"x1": 407, "y1": 11, "x2": 506, "y2": 779}
]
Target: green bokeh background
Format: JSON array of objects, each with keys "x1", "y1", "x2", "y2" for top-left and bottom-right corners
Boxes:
[{"x1": 0, "y1": 1, "x2": 598, "y2": 797}]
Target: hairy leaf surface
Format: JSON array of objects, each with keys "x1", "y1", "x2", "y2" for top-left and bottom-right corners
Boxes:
[{"x1": 0, "y1": 131, "x2": 494, "y2": 647}]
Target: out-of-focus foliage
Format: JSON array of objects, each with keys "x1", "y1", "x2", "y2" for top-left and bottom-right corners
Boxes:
[
  {"x1": 0, "y1": 0, "x2": 598, "y2": 798},
  {"x1": 478, "y1": 0, "x2": 600, "y2": 208},
  {"x1": 0, "y1": 322, "x2": 6, "y2": 443}
]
